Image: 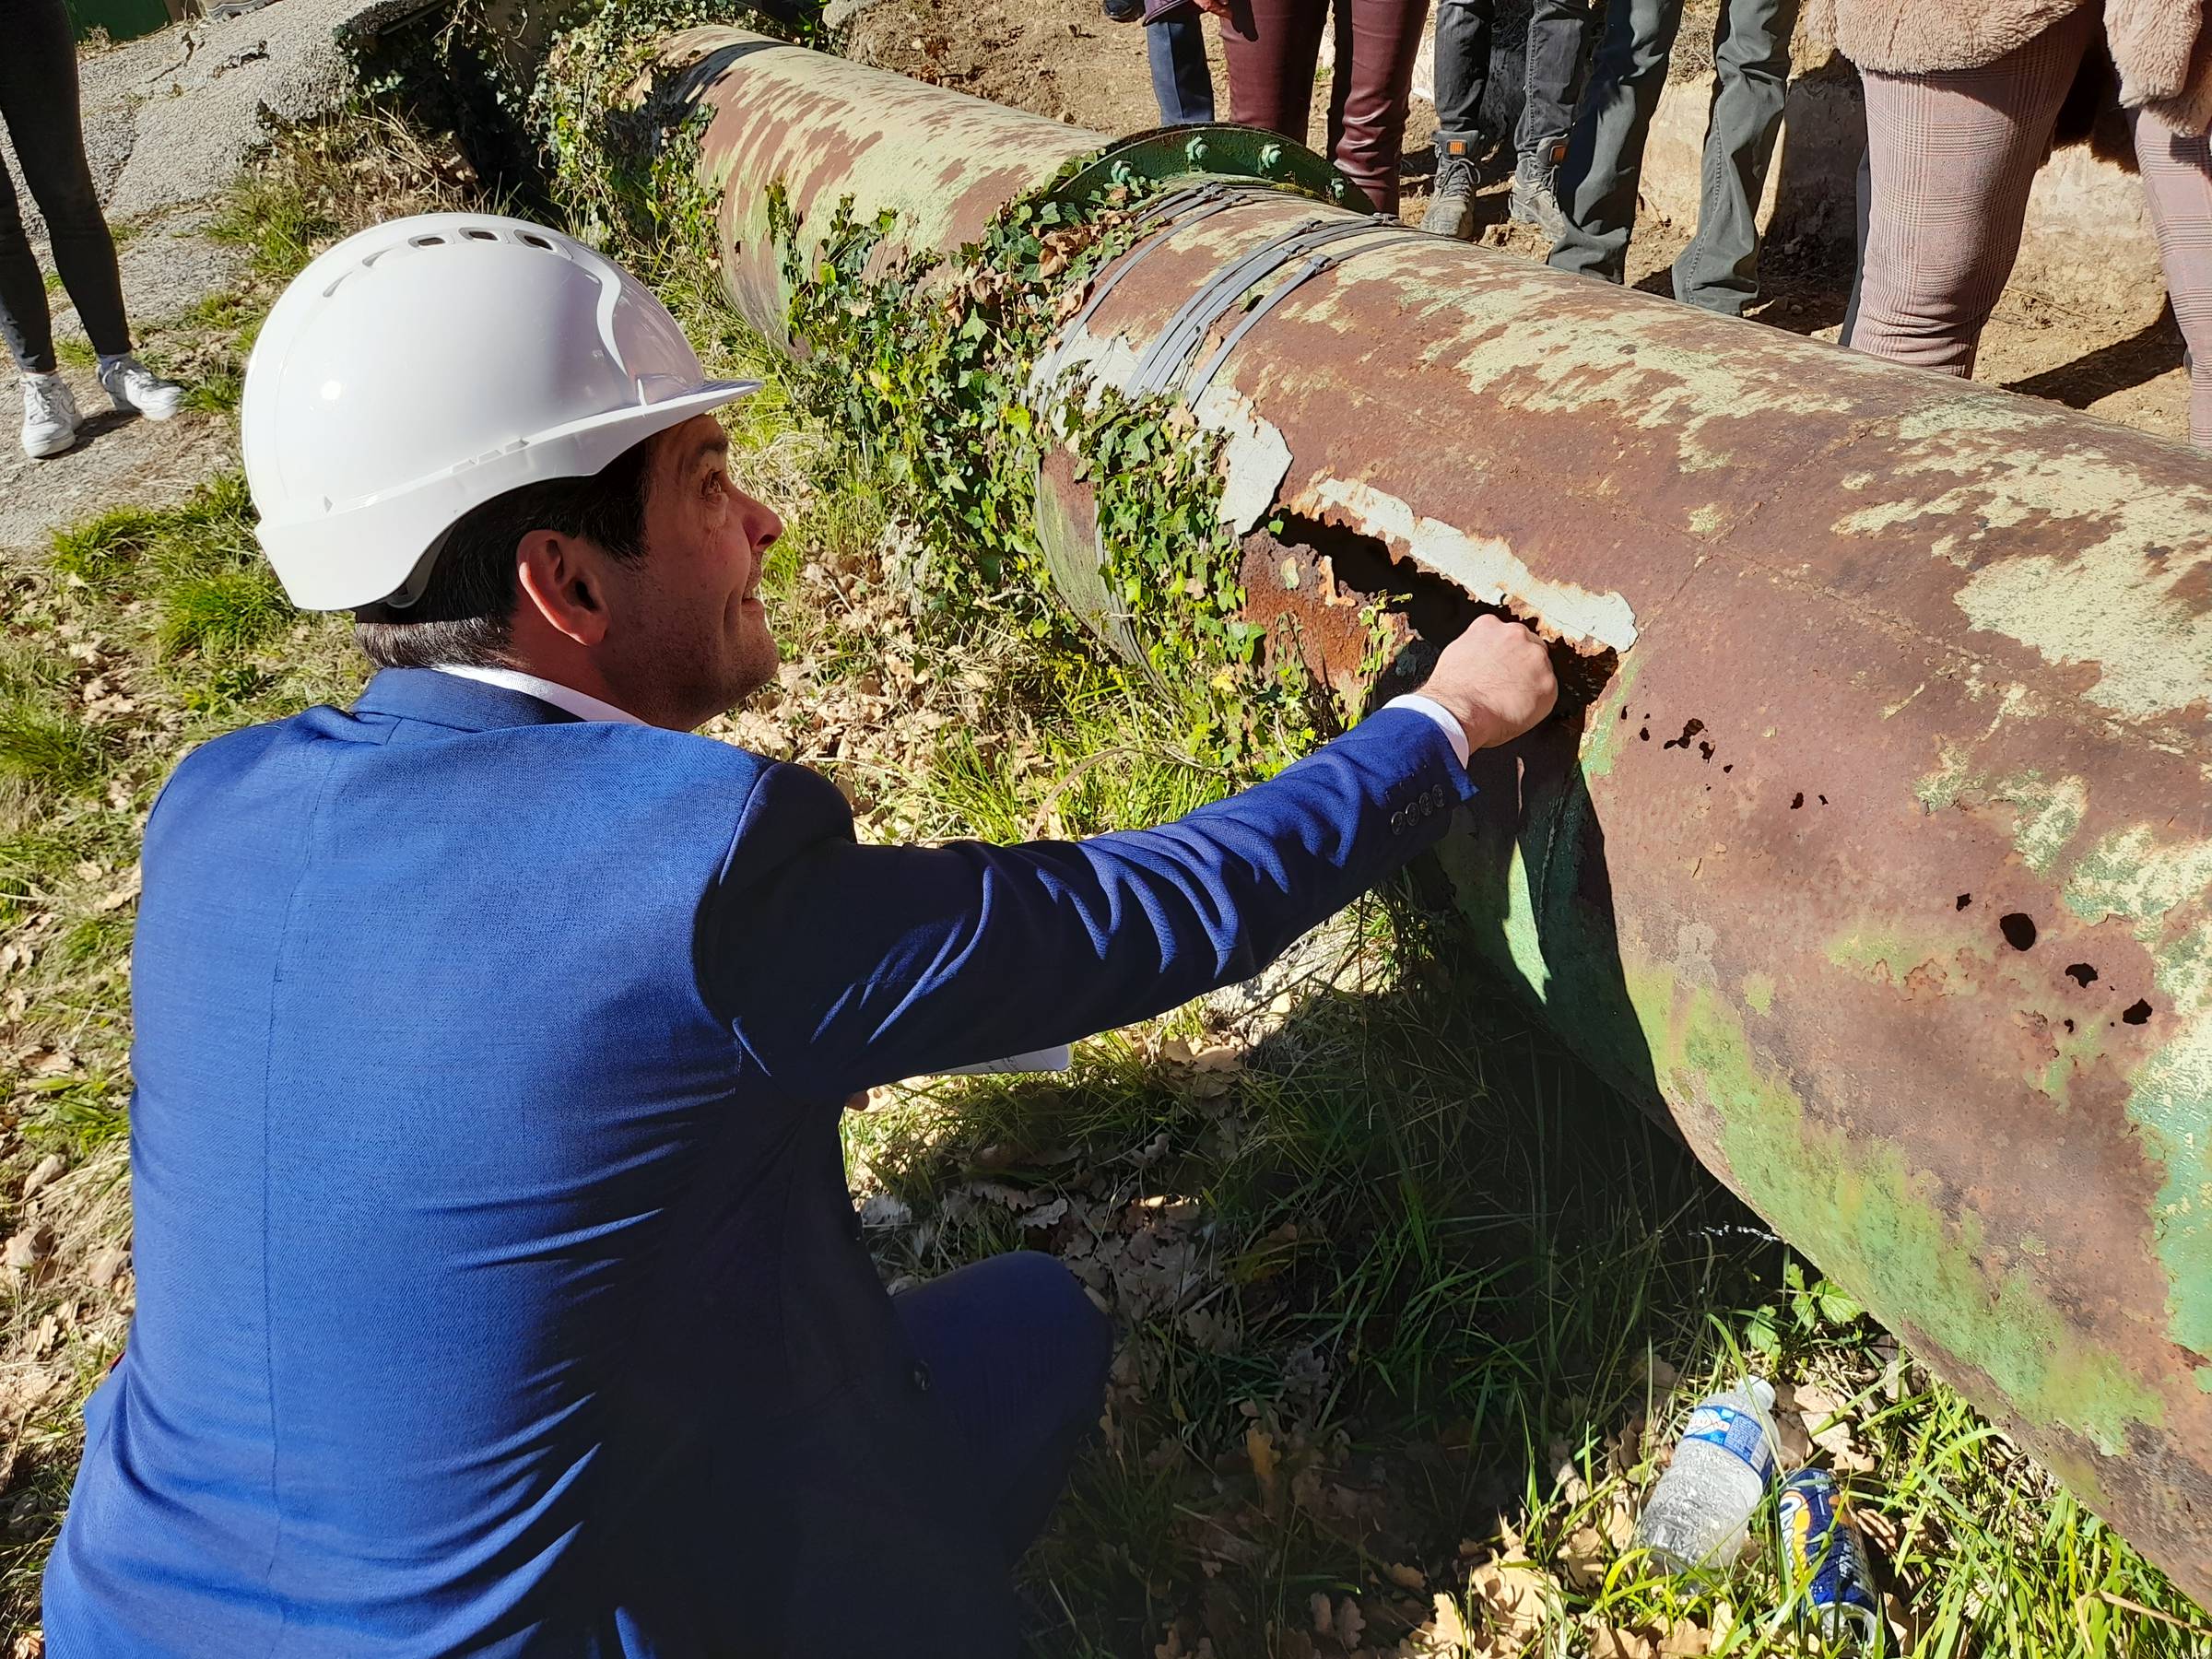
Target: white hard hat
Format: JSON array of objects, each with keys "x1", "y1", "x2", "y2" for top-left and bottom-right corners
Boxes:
[{"x1": 241, "y1": 213, "x2": 759, "y2": 611}]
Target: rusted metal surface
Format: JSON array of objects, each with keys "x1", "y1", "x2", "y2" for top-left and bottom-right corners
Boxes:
[{"x1": 654, "y1": 30, "x2": 2212, "y2": 1601}]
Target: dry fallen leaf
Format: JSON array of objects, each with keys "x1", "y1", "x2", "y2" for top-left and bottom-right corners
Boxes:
[
  {"x1": 1424, "y1": 1593, "x2": 1471, "y2": 1655},
  {"x1": 21, "y1": 1153, "x2": 65, "y2": 1199},
  {"x1": 1559, "y1": 1523, "x2": 1609, "y2": 1589},
  {"x1": 4, "y1": 1225, "x2": 54, "y2": 1272},
  {"x1": 1246, "y1": 1426, "x2": 1278, "y2": 1500},
  {"x1": 1603, "y1": 1500, "x2": 1637, "y2": 1551},
  {"x1": 1589, "y1": 1624, "x2": 1658, "y2": 1659},
  {"x1": 1855, "y1": 1503, "x2": 1901, "y2": 1554},
  {"x1": 88, "y1": 1245, "x2": 130, "y2": 1290},
  {"x1": 1465, "y1": 1555, "x2": 1548, "y2": 1641},
  {"x1": 1310, "y1": 1591, "x2": 1335, "y2": 1637},
  {"x1": 1335, "y1": 1596, "x2": 1365, "y2": 1650},
  {"x1": 1385, "y1": 1561, "x2": 1426, "y2": 1592}
]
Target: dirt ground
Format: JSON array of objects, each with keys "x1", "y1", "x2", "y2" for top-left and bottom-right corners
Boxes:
[{"x1": 844, "y1": 0, "x2": 2195, "y2": 447}]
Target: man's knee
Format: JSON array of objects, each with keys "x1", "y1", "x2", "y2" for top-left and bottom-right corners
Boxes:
[{"x1": 1002, "y1": 1250, "x2": 1113, "y2": 1402}]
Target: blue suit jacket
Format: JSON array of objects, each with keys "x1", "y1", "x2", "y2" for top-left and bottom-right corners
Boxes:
[{"x1": 42, "y1": 667, "x2": 1473, "y2": 1657}]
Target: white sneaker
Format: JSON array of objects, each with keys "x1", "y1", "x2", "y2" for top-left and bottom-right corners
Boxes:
[
  {"x1": 21, "y1": 372, "x2": 81, "y2": 460},
  {"x1": 99, "y1": 354, "x2": 184, "y2": 421}
]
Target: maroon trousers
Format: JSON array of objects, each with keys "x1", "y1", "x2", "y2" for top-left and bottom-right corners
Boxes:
[{"x1": 1221, "y1": 0, "x2": 1431, "y2": 214}]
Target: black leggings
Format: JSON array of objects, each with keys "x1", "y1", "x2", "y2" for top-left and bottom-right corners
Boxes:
[{"x1": 1, "y1": 0, "x2": 132, "y2": 374}]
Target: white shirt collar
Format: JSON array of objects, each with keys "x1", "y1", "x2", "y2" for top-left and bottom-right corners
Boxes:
[{"x1": 429, "y1": 665, "x2": 644, "y2": 726}]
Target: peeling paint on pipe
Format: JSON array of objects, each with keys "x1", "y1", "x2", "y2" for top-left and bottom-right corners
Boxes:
[{"x1": 644, "y1": 29, "x2": 2212, "y2": 1603}]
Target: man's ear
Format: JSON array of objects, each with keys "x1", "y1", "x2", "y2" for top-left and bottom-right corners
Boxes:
[{"x1": 515, "y1": 531, "x2": 612, "y2": 649}]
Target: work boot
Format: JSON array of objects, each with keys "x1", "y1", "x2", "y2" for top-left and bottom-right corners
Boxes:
[
  {"x1": 1509, "y1": 149, "x2": 1567, "y2": 241},
  {"x1": 100, "y1": 353, "x2": 185, "y2": 421},
  {"x1": 20, "y1": 371, "x2": 80, "y2": 460},
  {"x1": 1419, "y1": 145, "x2": 1479, "y2": 241},
  {"x1": 1101, "y1": 0, "x2": 1142, "y2": 21}
]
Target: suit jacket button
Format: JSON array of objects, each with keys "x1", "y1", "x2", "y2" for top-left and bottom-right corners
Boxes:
[{"x1": 911, "y1": 1362, "x2": 933, "y2": 1395}]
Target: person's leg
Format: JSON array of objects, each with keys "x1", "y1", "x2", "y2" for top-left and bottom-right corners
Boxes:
[
  {"x1": 1849, "y1": 7, "x2": 2094, "y2": 376},
  {"x1": 1148, "y1": 10, "x2": 1219, "y2": 124},
  {"x1": 1515, "y1": 0, "x2": 1590, "y2": 161},
  {"x1": 2131, "y1": 103, "x2": 2212, "y2": 450},
  {"x1": 1221, "y1": 0, "x2": 1330, "y2": 147},
  {"x1": 1419, "y1": 0, "x2": 1490, "y2": 235},
  {"x1": 1416, "y1": 0, "x2": 1486, "y2": 234},
  {"x1": 1506, "y1": 0, "x2": 1590, "y2": 235},
  {"x1": 1668, "y1": 0, "x2": 1800, "y2": 314},
  {"x1": 1325, "y1": 0, "x2": 1432, "y2": 214},
  {"x1": 1547, "y1": 0, "x2": 1683, "y2": 281},
  {"x1": 1429, "y1": 0, "x2": 1492, "y2": 155},
  {"x1": 892, "y1": 1252, "x2": 1113, "y2": 1561},
  {"x1": 0, "y1": 145, "x2": 53, "y2": 376},
  {"x1": 1, "y1": 0, "x2": 132, "y2": 361}
]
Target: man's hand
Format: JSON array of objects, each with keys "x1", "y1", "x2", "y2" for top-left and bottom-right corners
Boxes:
[{"x1": 1418, "y1": 615, "x2": 1559, "y2": 752}]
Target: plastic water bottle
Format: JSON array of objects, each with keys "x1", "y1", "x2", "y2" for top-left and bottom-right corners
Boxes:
[{"x1": 1636, "y1": 1376, "x2": 1779, "y2": 1573}]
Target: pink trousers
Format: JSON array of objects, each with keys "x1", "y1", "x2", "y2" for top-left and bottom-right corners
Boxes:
[
  {"x1": 1854, "y1": 5, "x2": 2212, "y2": 447},
  {"x1": 1221, "y1": 0, "x2": 1431, "y2": 214}
]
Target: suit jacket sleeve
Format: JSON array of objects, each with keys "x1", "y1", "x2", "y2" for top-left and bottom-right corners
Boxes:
[{"x1": 699, "y1": 705, "x2": 1475, "y2": 1100}]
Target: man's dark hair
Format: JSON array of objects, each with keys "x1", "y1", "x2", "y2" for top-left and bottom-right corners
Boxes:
[{"x1": 354, "y1": 434, "x2": 659, "y2": 669}]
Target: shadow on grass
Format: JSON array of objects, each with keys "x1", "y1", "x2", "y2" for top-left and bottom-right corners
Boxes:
[{"x1": 857, "y1": 718, "x2": 1775, "y2": 1656}]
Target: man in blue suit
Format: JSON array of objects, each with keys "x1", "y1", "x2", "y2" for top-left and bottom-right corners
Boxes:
[{"x1": 43, "y1": 216, "x2": 1555, "y2": 1656}]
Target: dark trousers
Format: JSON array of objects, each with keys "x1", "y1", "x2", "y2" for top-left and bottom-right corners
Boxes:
[
  {"x1": 1222, "y1": 0, "x2": 1431, "y2": 213},
  {"x1": 1148, "y1": 10, "x2": 1218, "y2": 124},
  {"x1": 0, "y1": 0, "x2": 133, "y2": 373},
  {"x1": 1547, "y1": 0, "x2": 1799, "y2": 315},
  {"x1": 1430, "y1": 0, "x2": 1593, "y2": 161},
  {"x1": 891, "y1": 1250, "x2": 1112, "y2": 1562}
]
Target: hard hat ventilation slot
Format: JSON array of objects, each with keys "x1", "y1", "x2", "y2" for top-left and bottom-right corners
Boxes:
[
  {"x1": 462, "y1": 229, "x2": 498, "y2": 241},
  {"x1": 411, "y1": 234, "x2": 447, "y2": 247},
  {"x1": 519, "y1": 232, "x2": 553, "y2": 249}
]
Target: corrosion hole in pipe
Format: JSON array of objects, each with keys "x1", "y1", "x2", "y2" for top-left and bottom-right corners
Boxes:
[
  {"x1": 2123, "y1": 1000, "x2": 2153, "y2": 1025},
  {"x1": 2000, "y1": 912, "x2": 2039, "y2": 951},
  {"x1": 2065, "y1": 963, "x2": 2099, "y2": 987},
  {"x1": 1957, "y1": 893, "x2": 1972, "y2": 910},
  {"x1": 1249, "y1": 512, "x2": 1620, "y2": 721},
  {"x1": 1663, "y1": 719, "x2": 1705, "y2": 750}
]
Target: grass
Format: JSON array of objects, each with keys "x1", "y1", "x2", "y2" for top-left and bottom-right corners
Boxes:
[
  {"x1": 0, "y1": 81, "x2": 2205, "y2": 1659},
  {"x1": 822, "y1": 597, "x2": 2211, "y2": 1657},
  {"x1": 0, "y1": 112, "x2": 465, "y2": 1634}
]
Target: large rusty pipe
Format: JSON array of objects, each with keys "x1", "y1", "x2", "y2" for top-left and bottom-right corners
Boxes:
[{"x1": 654, "y1": 30, "x2": 2212, "y2": 1597}]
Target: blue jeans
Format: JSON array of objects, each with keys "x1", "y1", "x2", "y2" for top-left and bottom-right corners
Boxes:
[
  {"x1": 892, "y1": 1250, "x2": 1112, "y2": 1561},
  {"x1": 1547, "y1": 0, "x2": 1800, "y2": 315},
  {"x1": 1148, "y1": 9, "x2": 1218, "y2": 125}
]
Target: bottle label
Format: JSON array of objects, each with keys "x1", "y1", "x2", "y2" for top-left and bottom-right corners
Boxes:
[{"x1": 1680, "y1": 1403, "x2": 1775, "y2": 1484}]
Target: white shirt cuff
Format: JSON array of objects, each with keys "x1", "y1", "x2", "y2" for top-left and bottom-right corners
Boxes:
[{"x1": 1382, "y1": 693, "x2": 1471, "y2": 770}]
